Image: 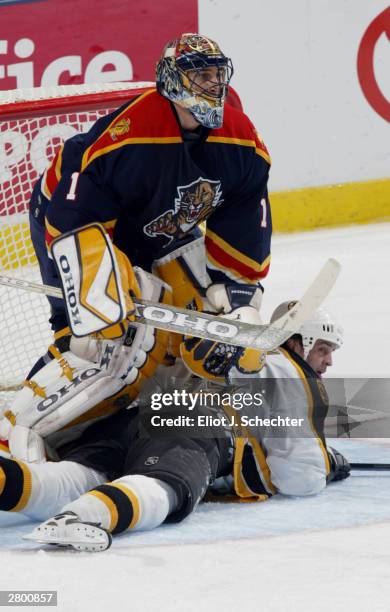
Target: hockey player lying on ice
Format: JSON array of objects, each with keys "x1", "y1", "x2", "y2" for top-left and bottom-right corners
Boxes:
[{"x1": 0, "y1": 305, "x2": 350, "y2": 552}]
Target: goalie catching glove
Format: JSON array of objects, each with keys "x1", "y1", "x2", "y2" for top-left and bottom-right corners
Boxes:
[
  {"x1": 181, "y1": 282, "x2": 265, "y2": 383},
  {"x1": 205, "y1": 283, "x2": 263, "y2": 324},
  {"x1": 0, "y1": 267, "x2": 172, "y2": 463}
]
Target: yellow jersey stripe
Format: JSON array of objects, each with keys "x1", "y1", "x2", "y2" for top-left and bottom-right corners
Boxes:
[
  {"x1": 206, "y1": 136, "x2": 271, "y2": 164},
  {"x1": 103, "y1": 219, "x2": 117, "y2": 230},
  {"x1": 45, "y1": 219, "x2": 62, "y2": 239},
  {"x1": 54, "y1": 145, "x2": 64, "y2": 182},
  {"x1": 41, "y1": 170, "x2": 52, "y2": 200},
  {"x1": 234, "y1": 438, "x2": 269, "y2": 501},
  {"x1": 81, "y1": 137, "x2": 183, "y2": 170},
  {"x1": 206, "y1": 227, "x2": 270, "y2": 273},
  {"x1": 249, "y1": 437, "x2": 277, "y2": 495},
  {"x1": 280, "y1": 347, "x2": 331, "y2": 474},
  {"x1": 81, "y1": 88, "x2": 155, "y2": 170},
  {"x1": 0, "y1": 466, "x2": 5, "y2": 495},
  {"x1": 0, "y1": 442, "x2": 9, "y2": 455}
]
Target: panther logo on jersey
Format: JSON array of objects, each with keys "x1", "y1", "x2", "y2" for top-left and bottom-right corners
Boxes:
[{"x1": 144, "y1": 177, "x2": 223, "y2": 243}]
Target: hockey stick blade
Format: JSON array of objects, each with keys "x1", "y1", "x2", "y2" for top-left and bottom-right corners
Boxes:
[{"x1": 0, "y1": 258, "x2": 340, "y2": 350}]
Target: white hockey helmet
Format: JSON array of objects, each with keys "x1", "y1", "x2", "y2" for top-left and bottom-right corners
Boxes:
[{"x1": 271, "y1": 301, "x2": 344, "y2": 358}]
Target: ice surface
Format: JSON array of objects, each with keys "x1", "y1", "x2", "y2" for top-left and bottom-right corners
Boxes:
[{"x1": 1, "y1": 223, "x2": 390, "y2": 611}]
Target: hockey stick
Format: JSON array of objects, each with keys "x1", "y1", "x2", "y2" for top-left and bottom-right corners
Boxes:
[
  {"x1": 350, "y1": 463, "x2": 390, "y2": 471},
  {"x1": 0, "y1": 258, "x2": 340, "y2": 351}
]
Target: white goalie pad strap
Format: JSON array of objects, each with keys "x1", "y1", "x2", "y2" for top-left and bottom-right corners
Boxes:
[
  {"x1": 51, "y1": 223, "x2": 127, "y2": 336},
  {"x1": 134, "y1": 266, "x2": 171, "y2": 303},
  {"x1": 101, "y1": 268, "x2": 171, "y2": 381},
  {"x1": 8, "y1": 425, "x2": 46, "y2": 464}
]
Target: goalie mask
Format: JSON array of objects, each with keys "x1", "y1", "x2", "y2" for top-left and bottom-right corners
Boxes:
[
  {"x1": 271, "y1": 302, "x2": 344, "y2": 358},
  {"x1": 156, "y1": 33, "x2": 234, "y2": 129}
]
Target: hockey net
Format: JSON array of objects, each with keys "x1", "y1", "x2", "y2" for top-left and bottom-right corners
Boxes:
[{"x1": 0, "y1": 81, "x2": 154, "y2": 409}]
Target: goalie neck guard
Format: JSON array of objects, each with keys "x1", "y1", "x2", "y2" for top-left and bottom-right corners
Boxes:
[
  {"x1": 156, "y1": 33, "x2": 234, "y2": 129},
  {"x1": 271, "y1": 302, "x2": 344, "y2": 358}
]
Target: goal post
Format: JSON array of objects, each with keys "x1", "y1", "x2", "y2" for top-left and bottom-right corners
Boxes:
[{"x1": 0, "y1": 81, "x2": 154, "y2": 406}]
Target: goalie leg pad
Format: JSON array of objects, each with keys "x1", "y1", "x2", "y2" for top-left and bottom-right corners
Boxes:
[
  {"x1": 153, "y1": 236, "x2": 212, "y2": 358},
  {"x1": 153, "y1": 236, "x2": 211, "y2": 311},
  {"x1": 0, "y1": 268, "x2": 172, "y2": 463},
  {"x1": 9, "y1": 350, "x2": 130, "y2": 438}
]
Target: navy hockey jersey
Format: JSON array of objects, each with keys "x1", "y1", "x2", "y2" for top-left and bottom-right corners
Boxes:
[{"x1": 41, "y1": 88, "x2": 272, "y2": 285}]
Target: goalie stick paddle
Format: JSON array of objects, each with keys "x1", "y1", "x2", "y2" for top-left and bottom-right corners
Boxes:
[{"x1": 0, "y1": 258, "x2": 340, "y2": 351}]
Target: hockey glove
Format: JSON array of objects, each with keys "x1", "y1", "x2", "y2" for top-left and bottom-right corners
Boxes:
[
  {"x1": 327, "y1": 447, "x2": 351, "y2": 483},
  {"x1": 180, "y1": 337, "x2": 265, "y2": 383},
  {"x1": 181, "y1": 282, "x2": 265, "y2": 383},
  {"x1": 206, "y1": 283, "x2": 263, "y2": 324}
]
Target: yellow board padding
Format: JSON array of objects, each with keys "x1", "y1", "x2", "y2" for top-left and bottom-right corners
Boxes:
[
  {"x1": 0, "y1": 222, "x2": 37, "y2": 270},
  {"x1": 1, "y1": 178, "x2": 389, "y2": 270},
  {"x1": 270, "y1": 178, "x2": 390, "y2": 233}
]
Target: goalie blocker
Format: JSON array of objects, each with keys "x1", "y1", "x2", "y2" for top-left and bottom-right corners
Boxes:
[{"x1": 50, "y1": 223, "x2": 138, "y2": 337}]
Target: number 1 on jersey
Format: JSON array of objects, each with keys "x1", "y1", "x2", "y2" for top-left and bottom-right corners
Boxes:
[
  {"x1": 66, "y1": 172, "x2": 80, "y2": 201},
  {"x1": 260, "y1": 197, "x2": 267, "y2": 228}
]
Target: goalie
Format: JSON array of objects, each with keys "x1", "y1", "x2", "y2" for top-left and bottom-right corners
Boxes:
[
  {"x1": 0, "y1": 304, "x2": 350, "y2": 552},
  {"x1": 27, "y1": 32, "x2": 271, "y2": 376},
  {"x1": 2, "y1": 32, "x2": 273, "y2": 462}
]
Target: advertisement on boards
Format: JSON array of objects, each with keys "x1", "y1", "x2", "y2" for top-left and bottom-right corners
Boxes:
[{"x1": 0, "y1": 0, "x2": 198, "y2": 89}]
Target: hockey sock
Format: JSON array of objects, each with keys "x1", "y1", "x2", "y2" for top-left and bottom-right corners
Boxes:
[
  {"x1": 0, "y1": 456, "x2": 32, "y2": 512},
  {"x1": 62, "y1": 474, "x2": 177, "y2": 534},
  {"x1": 0, "y1": 457, "x2": 105, "y2": 519}
]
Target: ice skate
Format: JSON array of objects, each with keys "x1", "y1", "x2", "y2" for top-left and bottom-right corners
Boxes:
[{"x1": 23, "y1": 511, "x2": 112, "y2": 552}]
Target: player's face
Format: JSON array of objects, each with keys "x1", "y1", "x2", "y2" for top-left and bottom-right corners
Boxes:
[
  {"x1": 186, "y1": 66, "x2": 226, "y2": 98},
  {"x1": 307, "y1": 340, "x2": 338, "y2": 376}
]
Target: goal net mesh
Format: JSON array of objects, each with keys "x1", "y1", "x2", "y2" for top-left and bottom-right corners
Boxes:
[{"x1": 0, "y1": 82, "x2": 153, "y2": 410}]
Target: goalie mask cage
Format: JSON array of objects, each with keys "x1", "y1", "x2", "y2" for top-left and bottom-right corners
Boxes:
[{"x1": 0, "y1": 81, "x2": 154, "y2": 409}]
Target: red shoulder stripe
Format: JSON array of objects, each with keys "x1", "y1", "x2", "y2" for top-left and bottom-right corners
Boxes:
[
  {"x1": 81, "y1": 90, "x2": 182, "y2": 171},
  {"x1": 205, "y1": 233, "x2": 270, "y2": 282}
]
